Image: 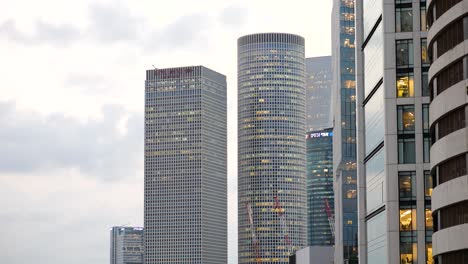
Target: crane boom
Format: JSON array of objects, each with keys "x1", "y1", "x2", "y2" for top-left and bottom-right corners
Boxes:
[
  {"x1": 324, "y1": 198, "x2": 335, "y2": 238},
  {"x1": 273, "y1": 195, "x2": 292, "y2": 255},
  {"x1": 246, "y1": 202, "x2": 261, "y2": 264}
]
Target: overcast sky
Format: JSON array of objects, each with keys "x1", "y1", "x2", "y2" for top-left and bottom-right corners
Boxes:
[{"x1": 0, "y1": 0, "x2": 332, "y2": 263}]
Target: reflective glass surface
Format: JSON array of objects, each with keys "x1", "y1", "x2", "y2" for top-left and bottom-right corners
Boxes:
[
  {"x1": 364, "y1": 23, "x2": 384, "y2": 97},
  {"x1": 366, "y1": 149, "x2": 385, "y2": 213},
  {"x1": 367, "y1": 211, "x2": 388, "y2": 264},
  {"x1": 365, "y1": 86, "x2": 384, "y2": 155}
]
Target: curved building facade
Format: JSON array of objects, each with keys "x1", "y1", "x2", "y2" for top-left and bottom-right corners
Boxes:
[
  {"x1": 428, "y1": 1, "x2": 468, "y2": 262},
  {"x1": 238, "y1": 33, "x2": 307, "y2": 263}
]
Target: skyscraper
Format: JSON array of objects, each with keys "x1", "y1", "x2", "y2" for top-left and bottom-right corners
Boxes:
[
  {"x1": 305, "y1": 56, "x2": 333, "y2": 132},
  {"x1": 144, "y1": 66, "x2": 227, "y2": 263},
  {"x1": 305, "y1": 56, "x2": 334, "y2": 248},
  {"x1": 427, "y1": 1, "x2": 468, "y2": 262},
  {"x1": 355, "y1": 0, "x2": 431, "y2": 263},
  {"x1": 238, "y1": 33, "x2": 307, "y2": 263},
  {"x1": 306, "y1": 129, "x2": 334, "y2": 246},
  {"x1": 110, "y1": 226, "x2": 144, "y2": 264},
  {"x1": 331, "y1": 0, "x2": 358, "y2": 263}
]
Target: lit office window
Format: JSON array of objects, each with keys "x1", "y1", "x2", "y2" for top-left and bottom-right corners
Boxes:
[
  {"x1": 400, "y1": 209, "x2": 417, "y2": 231},
  {"x1": 426, "y1": 243, "x2": 433, "y2": 264},
  {"x1": 397, "y1": 72, "x2": 415, "y2": 97},
  {"x1": 425, "y1": 208, "x2": 433, "y2": 230}
]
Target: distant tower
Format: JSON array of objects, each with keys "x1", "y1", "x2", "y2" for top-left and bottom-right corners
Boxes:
[
  {"x1": 305, "y1": 56, "x2": 333, "y2": 131},
  {"x1": 332, "y1": 0, "x2": 358, "y2": 263},
  {"x1": 110, "y1": 227, "x2": 144, "y2": 264},
  {"x1": 306, "y1": 128, "x2": 334, "y2": 246},
  {"x1": 238, "y1": 33, "x2": 307, "y2": 263},
  {"x1": 144, "y1": 66, "x2": 227, "y2": 263}
]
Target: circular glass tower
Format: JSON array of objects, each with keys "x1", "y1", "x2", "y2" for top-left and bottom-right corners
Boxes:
[{"x1": 238, "y1": 33, "x2": 307, "y2": 263}]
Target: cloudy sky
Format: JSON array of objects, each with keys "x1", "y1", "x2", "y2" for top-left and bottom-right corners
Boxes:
[{"x1": 0, "y1": 0, "x2": 332, "y2": 263}]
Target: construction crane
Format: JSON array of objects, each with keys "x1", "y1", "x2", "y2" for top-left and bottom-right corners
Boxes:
[
  {"x1": 324, "y1": 198, "x2": 335, "y2": 238},
  {"x1": 273, "y1": 195, "x2": 292, "y2": 254},
  {"x1": 246, "y1": 202, "x2": 261, "y2": 264}
]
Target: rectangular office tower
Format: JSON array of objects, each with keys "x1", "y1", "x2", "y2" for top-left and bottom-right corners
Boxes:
[
  {"x1": 110, "y1": 226, "x2": 144, "y2": 264},
  {"x1": 306, "y1": 56, "x2": 333, "y2": 132},
  {"x1": 306, "y1": 129, "x2": 334, "y2": 246},
  {"x1": 331, "y1": 0, "x2": 358, "y2": 263},
  {"x1": 355, "y1": 0, "x2": 431, "y2": 263},
  {"x1": 144, "y1": 66, "x2": 227, "y2": 263}
]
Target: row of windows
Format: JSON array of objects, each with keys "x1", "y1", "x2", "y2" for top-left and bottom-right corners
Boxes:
[
  {"x1": 433, "y1": 106, "x2": 466, "y2": 141},
  {"x1": 434, "y1": 17, "x2": 465, "y2": 59},
  {"x1": 427, "y1": 0, "x2": 462, "y2": 27},
  {"x1": 431, "y1": 57, "x2": 464, "y2": 98},
  {"x1": 437, "y1": 154, "x2": 466, "y2": 185},
  {"x1": 435, "y1": 200, "x2": 468, "y2": 230},
  {"x1": 436, "y1": 249, "x2": 468, "y2": 263}
]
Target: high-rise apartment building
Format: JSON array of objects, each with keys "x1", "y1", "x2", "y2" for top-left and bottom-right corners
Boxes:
[
  {"x1": 331, "y1": 0, "x2": 358, "y2": 263},
  {"x1": 144, "y1": 66, "x2": 227, "y2": 263},
  {"x1": 355, "y1": 0, "x2": 431, "y2": 263},
  {"x1": 110, "y1": 226, "x2": 144, "y2": 264},
  {"x1": 306, "y1": 56, "x2": 333, "y2": 131},
  {"x1": 238, "y1": 33, "x2": 307, "y2": 263},
  {"x1": 427, "y1": 1, "x2": 468, "y2": 262},
  {"x1": 306, "y1": 128, "x2": 334, "y2": 246}
]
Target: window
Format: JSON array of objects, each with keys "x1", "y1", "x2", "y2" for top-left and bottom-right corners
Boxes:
[
  {"x1": 423, "y1": 136, "x2": 430, "y2": 163},
  {"x1": 396, "y1": 1, "x2": 413, "y2": 32},
  {"x1": 400, "y1": 208, "x2": 417, "y2": 231},
  {"x1": 399, "y1": 171, "x2": 416, "y2": 201},
  {"x1": 422, "y1": 70, "x2": 429, "y2": 96},
  {"x1": 396, "y1": 40, "x2": 414, "y2": 68},
  {"x1": 421, "y1": 39, "x2": 429, "y2": 66},
  {"x1": 400, "y1": 207, "x2": 417, "y2": 263},
  {"x1": 426, "y1": 243, "x2": 433, "y2": 264},
  {"x1": 423, "y1": 104, "x2": 429, "y2": 132},
  {"x1": 398, "y1": 106, "x2": 416, "y2": 164},
  {"x1": 425, "y1": 208, "x2": 433, "y2": 229},
  {"x1": 398, "y1": 137, "x2": 416, "y2": 164},
  {"x1": 398, "y1": 105, "x2": 415, "y2": 133},
  {"x1": 400, "y1": 240, "x2": 417, "y2": 263},
  {"x1": 424, "y1": 171, "x2": 433, "y2": 199},
  {"x1": 397, "y1": 72, "x2": 415, "y2": 97},
  {"x1": 420, "y1": 4, "x2": 427, "y2": 31}
]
